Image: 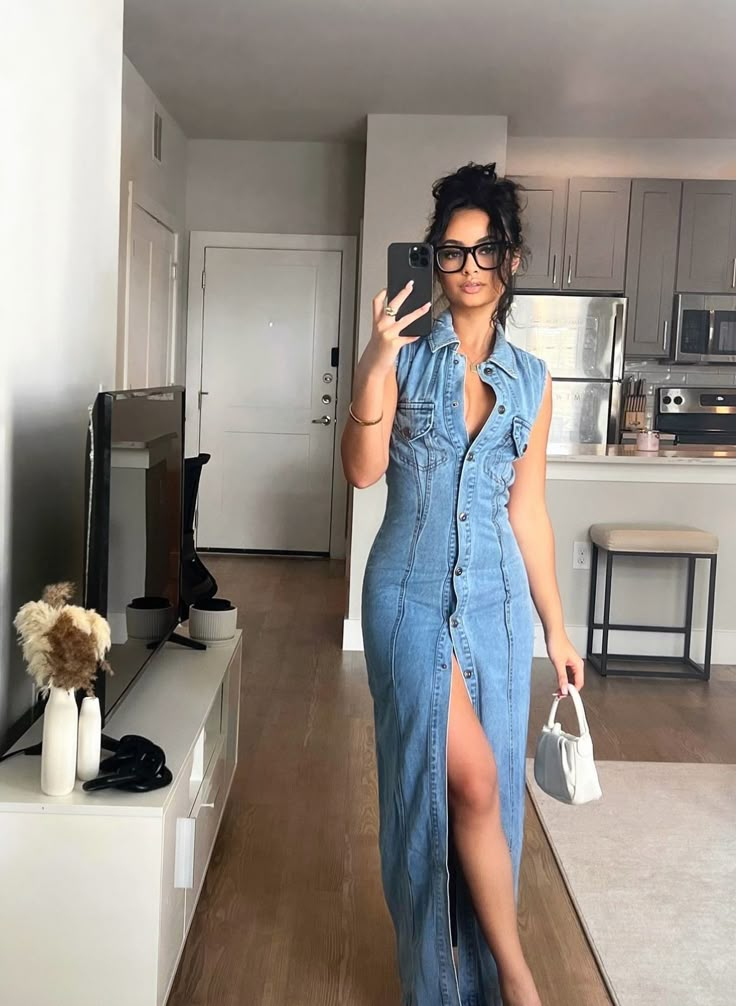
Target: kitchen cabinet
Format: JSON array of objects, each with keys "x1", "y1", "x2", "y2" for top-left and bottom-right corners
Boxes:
[
  {"x1": 625, "y1": 179, "x2": 682, "y2": 359},
  {"x1": 511, "y1": 177, "x2": 568, "y2": 290},
  {"x1": 564, "y1": 178, "x2": 631, "y2": 291},
  {"x1": 676, "y1": 181, "x2": 736, "y2": 293},
  {"x1": 513, "y1": 176, "x2": 631, "y2": 293}
]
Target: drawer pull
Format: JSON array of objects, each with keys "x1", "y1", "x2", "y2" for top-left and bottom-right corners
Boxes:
[{"x1": 174, "y1": 817, "x2": 195, "y2": 889}]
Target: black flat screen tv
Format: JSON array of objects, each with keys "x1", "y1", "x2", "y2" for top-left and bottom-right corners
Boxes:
[{"x1": 84, "y1": 387, "x2": 185, "y2": 723}]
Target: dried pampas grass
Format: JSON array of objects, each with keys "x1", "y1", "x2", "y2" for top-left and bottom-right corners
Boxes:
[{"x1": 14, "y1": 582, "x2": 112, "y2": 696}]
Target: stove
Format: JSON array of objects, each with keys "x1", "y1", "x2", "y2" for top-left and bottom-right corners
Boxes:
[{"x1": 656, "y1": 386, "x2": 736, "y2": 445}]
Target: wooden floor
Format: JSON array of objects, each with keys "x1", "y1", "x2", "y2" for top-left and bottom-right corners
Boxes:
[{"x1": 168, "y1": 556, "x2": 736, "y2": 1006}]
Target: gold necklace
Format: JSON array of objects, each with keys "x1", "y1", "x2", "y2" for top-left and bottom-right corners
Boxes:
[{"x1": 467, "y1": 350, "x2": 491, "y2": 373}]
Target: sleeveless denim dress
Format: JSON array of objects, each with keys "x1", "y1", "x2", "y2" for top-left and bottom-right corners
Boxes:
[{"x1": 361, "y1": 308, "x2": 548, "y2": 1006}]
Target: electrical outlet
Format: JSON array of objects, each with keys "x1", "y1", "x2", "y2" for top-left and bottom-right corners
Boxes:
[{"x1": 573, "y1": 541, "x2": 591, "y2": 570}]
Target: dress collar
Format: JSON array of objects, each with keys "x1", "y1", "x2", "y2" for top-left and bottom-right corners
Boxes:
[{"x1": 427, "y1": 309, "x2": 518, "y2": 379}]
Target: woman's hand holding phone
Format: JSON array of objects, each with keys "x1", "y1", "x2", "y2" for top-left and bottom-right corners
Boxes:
[{"x1": 364, "y1": 284, "x2": 431, "y2": 377}]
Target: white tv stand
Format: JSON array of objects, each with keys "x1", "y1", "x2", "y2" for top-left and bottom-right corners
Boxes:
[{"x1": 0, "y1": 630, "x2": 242, "y2": 1006}]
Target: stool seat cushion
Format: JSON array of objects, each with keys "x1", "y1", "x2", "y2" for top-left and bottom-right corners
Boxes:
[{"x1": 589, "y1": 522, "x2": 718, "y2": 554}]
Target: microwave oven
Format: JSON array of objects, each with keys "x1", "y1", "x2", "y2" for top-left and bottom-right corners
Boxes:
[{"x1": 674, "y1": 294, "x2": 736, "y2": 364}]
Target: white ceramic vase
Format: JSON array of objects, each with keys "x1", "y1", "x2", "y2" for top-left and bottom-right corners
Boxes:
[
  {"x1": 41, "y1": 686, "x2": 79, "y2": 796},
  {"x1": 77, "y1": 696, "x2": 102, "y2": 782}
]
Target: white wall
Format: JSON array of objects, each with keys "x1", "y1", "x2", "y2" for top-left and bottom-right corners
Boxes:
[
  {"x1": 0, "y1": 2, "x2": 123, "y2": 749},
  {"x1": 344, "y1": 114, "x2": 508, "y2": 638},
  {"x1": 186, "y1": 140, "x2": 365, "y2": 236},
  {"x1": 119, "y1": 57, "x2": 189, "y2": 386},
  {"x1": 506, "y1": 136, "x2": 736, "y2": 179}
]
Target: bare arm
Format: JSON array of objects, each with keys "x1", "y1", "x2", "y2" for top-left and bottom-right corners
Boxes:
[
  {"x1": 507, "y1": 374, "x2": 584, "y2": 694},
  {"x1": 341, "y1": 285, "x2": 430, "y2": 488},
  {"x1": 340, "y1": 353, "x2": 398, "y2": 488}
]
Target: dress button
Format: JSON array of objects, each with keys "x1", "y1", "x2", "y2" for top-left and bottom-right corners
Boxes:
[
  {"x1": 452, "y1": 401, "x2": 458, "y2": 407},
  {"x1": 455, "y1": 567, "x2": 463, "y2": 576},
  {"x1": 459, "y1": 512, "x2": 467, "y2": 521},
  {"x1": 403, "y1": 426, "x2": 411, "y2": 436},
  {"x1": 451, "y1": 618, "x2": 459, "y2": 628},
  {"x1": 498, "y1": 404, "x2": 506, "y2": 414},
  {"x1": 484, "y1": 366, "x2": 492, "y2": 375},
  {"x1": 453, "y1": 358, "x2": 459, "y2": 365},
  {"x1": 441, "y1": 663, "x2": 447, "y2": 670},
  {"x1": 467, "y1": 452, "x2": 475, "y2": 461},
  {"x1": 464, "y1": 670, "x2": 472, "y2": 679}
]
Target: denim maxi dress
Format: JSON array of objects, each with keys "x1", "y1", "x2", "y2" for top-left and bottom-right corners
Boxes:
[{"x1": 361, "y1": 309, "x2": 548, "y2": 1006}]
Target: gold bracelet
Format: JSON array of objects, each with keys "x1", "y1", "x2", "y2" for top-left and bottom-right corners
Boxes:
[{"x1": 349, "y1": 402, "x2": 383, "y2": 426}]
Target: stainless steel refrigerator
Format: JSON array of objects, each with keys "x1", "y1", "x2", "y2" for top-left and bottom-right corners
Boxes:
[{"x1": 505, "y1": 295, "x2": 626, "y2": 447}]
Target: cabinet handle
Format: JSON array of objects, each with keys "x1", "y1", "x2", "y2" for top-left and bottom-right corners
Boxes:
[
  {"x1": 551, "y1": 254, "x2": 557, "y2": 286},
  {"x1": 662, "y1": 319, "x2": 669, "y2": 350},
  {"x1": 174, "y1": 818, "x2": 195, "y2": 889},
  {"x1": 732, "y1": 257, "x2": 736, "y2": 289},
  {"x1": 566, "y1": 256, "x2": 572, "y2": 287}
]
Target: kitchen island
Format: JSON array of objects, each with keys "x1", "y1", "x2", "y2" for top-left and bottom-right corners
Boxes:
[
  {"x1": 539, "y1": 445, "x2": 736, "y2": 666},
  {"x1": 547, "y1": 444, "x2": 736, "y2": 483}
]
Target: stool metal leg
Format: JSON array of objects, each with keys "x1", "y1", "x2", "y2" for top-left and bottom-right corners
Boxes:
[
  {"x1": 703, "y1": 554, "x2": 717, "y2": 681},
  {"x1": 683, "y1": 557, "x2": 696, "y2": 663},
  {"x1": 599, "y1": 550, "x2": 614, "y2": 678},
  {"x1": 587, "y1": 543, "x2": 598, "y2": 664}
]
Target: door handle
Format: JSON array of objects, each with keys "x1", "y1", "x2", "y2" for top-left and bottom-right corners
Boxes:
[
  {"x1": 662, "y1": 319, "x2": 669, "y2": 351},
  {"x1": 731, "y1": 257, "x2": 736, "y2": 289},
  {"x1": 566, "y1": 255, "x2": 572, "y2": 288},
  {"x1": 312, "y1": 415, "x2": 332, "y2": 426},
  {"x1": 551, "y1": 253, "x2": 557, "y2": 286}
]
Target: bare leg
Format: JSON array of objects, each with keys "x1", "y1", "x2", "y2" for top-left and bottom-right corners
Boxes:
[{"x1": 447, "y1": 654, "x2": 541, "y2": 1006}]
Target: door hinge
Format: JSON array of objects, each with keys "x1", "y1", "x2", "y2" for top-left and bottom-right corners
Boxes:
[
  {"x1": 198, "y1": 390, "x2": 209, "y2": 410},
  {"x1": 201, "y1": 269, "x2": 206, "y2": 290}
]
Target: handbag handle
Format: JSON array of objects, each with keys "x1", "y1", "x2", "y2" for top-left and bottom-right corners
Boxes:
[{"x1": 545, "y1": 683, "x2": 591, "y2": 737}]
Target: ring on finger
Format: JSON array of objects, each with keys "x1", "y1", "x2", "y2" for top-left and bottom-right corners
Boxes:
[{"x1": 384, "y1": 304, "x2": 397, "y2": 317}]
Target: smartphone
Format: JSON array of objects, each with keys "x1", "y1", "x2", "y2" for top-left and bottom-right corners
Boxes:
[{"x1": 387, "y1": 242, "x2": 434, "y2": 338}]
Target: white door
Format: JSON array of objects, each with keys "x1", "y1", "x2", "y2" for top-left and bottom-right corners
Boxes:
[
  {"x1": 126, "y1": 204, "x2": 176, "y2": 388},
  {"x1": 197, "y1": 246, "x2": 342, "y2": 553}
]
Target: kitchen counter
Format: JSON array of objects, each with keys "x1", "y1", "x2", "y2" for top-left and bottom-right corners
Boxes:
[
  {"x1": 548, "y1": 444, "x2": 736, "y2": 464},
  {"x1": 546, "y1": 444, "x2": 736, "y2": 484}
]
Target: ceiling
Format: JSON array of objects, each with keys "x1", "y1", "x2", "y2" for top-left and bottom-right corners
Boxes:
[{"x1": 124, "y1": 0, "x2": 736, "y2": 142}]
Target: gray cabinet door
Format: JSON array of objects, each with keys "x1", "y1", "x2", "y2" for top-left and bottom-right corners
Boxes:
[
  {"x1": 511, "y1": 177, "x2": 568, "y2": 290},
  {"x1": 625, "y1": 180, "x2": 682, "y2": 359},
  {"x1": 676, "y1": 181, "x2": 736, "y2": 293},
  {"x1": 563, "y1": 178, "x2": 631, "y2": 292}
]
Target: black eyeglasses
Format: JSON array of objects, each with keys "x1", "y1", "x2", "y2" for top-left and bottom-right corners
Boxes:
[{"x1": 435, "y1": 240, "x2": 509, "y2": 274}]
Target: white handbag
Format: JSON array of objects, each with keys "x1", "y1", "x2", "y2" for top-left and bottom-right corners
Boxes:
[{"x1": 533, "y1": 683, "x2": 602, "y2": 805}]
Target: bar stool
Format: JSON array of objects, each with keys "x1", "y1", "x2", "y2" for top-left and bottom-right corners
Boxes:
[{"x1": 587, "y1": 523, "x2": 718, "y2": 681}]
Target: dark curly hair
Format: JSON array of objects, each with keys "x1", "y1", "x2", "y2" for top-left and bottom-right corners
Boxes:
[{"x1": 425, "y1": 162, "x2": 528, "y2": 329}]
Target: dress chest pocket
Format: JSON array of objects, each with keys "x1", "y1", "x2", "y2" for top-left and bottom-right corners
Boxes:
[
  {"x1": 485, "y1": 414, "x2": 533, "y2": 483},
  {"x1": 391, "y1": 401, "x2": 446, "y2": 471}
]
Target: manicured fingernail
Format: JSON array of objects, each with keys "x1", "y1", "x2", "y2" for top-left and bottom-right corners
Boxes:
[{"x1": 407, "y1": 279, "x2": 414, "y2": 288}]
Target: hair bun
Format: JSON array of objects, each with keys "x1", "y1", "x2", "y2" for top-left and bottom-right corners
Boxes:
[{"x1": 432, "y1": 162, "x2": 498, "y2": 203}]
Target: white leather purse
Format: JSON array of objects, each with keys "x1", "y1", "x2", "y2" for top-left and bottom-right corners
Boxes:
[{"x1": 533, "y1": 684, "x2": 602, "y2": 805}]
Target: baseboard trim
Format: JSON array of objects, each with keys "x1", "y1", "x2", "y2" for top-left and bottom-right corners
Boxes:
[
  {"x1": 343, "y1": 617, "x2": 364, "y2": 651},
  {"x1": 343, "y1": 618, "x2": 736, "y2": 664}
]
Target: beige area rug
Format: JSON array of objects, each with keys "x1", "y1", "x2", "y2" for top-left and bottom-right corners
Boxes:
[{"x1": 525, "y1": 759, "x2": 736, "y2": 1006}]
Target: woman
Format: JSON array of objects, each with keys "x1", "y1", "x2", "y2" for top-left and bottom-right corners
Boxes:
[{"x1": 341, "y1": 162, "x2": 584, "y2": 1006}]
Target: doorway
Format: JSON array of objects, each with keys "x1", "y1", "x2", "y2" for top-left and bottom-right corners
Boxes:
[
  {"x1": 121, "y1": 186, "x2": 179, "y2": 389},
  {"x1": 186, "y1": 232, "x2": 357, "y2": 558}
]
